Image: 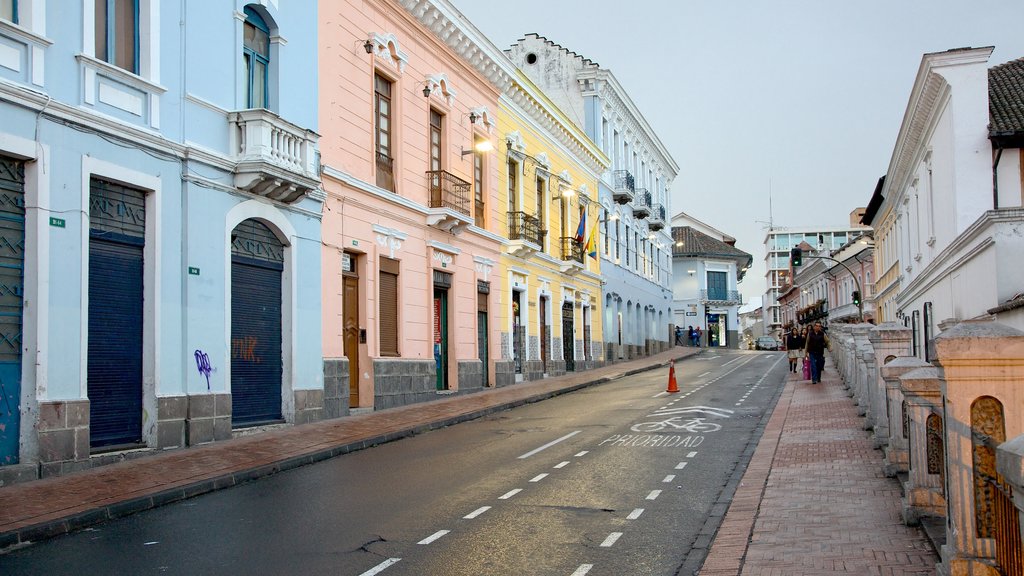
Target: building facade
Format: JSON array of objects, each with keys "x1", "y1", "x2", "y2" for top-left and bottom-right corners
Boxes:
[
  {"x1": 0, "y1": 1, "x2": 323, "y2": 480},
  {"x1": 318, "y1": 0, "x2": 506, "y2": 411},
  {"x1": 670, "y1": 212, "x2": 752, "y2": 348},
  {"x1": 762, "y1": 210, "x2": 869, "y2": 338},
  {"x1": 505, "y1": 34, "x2": 678, "y2": 362}
]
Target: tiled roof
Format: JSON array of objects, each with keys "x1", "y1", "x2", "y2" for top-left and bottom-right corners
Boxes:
[
  {"x1": 989, "y1": 57, "x2": 1024, "y2": 135},
  {"x1": 672, "y1": 226, "x2": 753, "y2": 268}
]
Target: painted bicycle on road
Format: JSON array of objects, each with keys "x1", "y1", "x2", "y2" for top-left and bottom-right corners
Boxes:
[{"x1": 630, "y1": 417, "x2": 722, "y2": 433}]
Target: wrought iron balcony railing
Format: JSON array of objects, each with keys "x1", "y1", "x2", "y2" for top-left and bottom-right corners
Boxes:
[
  {"x1": 611, "y1": 170, "x2": 635, "y2": 204},
  {"x1": 649, "y1": 204, "x2": 666, "y2": 231},
  {"x1": 376, "y1": 151, "x2": 395, "y2": 192},
  {"x1": 633, "y1": 189, "x2": 651, "y2": 218},
  {"x1": 426, "y1": 170, "x2": 471, "y2": 216},
  {"x1": 560, "y1": 236, "x2": 585, "y2": 264},
  {"x1": 507, "y1": 211, "x2": 545, "y2": 246},
  {"x1": 700, "y1": 289, "x2": 743, "y2": 305}
]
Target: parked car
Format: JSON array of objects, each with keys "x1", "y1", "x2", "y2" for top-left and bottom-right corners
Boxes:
[{"x1": 755, "y1": 336, "x2": 780, "y2": 351}]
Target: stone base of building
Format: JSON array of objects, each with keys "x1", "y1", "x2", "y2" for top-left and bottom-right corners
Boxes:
[
  {"x1": 323, "y1": 358, "x2": 350, "y2": 419},
  {"x1": 457, "y1": 360, "x2": 485, "y2": 393},
  {"x1": 884, "y1": 449, "x2": 909, "y2": 477},
  {"x1": 938, "y1": 549, "x2": 1000, "y2": 576},
  {"x1": 373, "y1": 358, "x2": 436, "y2": 410},
  {"x1": 186, "y1": 393, "x2": 233, "y2": 445},
  {"x1": 902, "y1": 485, "x2": 945, "y2": 526},
  {"x1": 522, "y1": 360, "x2": 545, "y2": 381},
  {"x1": 547, "y1": 359, "x2": 566, "y2": 377},
  {"x1": 293, "y1": 389, "x2": 325, "y2": 425},
  {"x1": 36, "y1": 399, "x2": 91, "y2": 479},
  {"x1": 494, "y1": 361, "x2": 516, "y2": 387}
]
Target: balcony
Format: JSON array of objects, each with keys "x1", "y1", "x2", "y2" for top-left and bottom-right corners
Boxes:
[
  {"x1": 648, "y1": 204, "x2": 666, "y2": 231},
  {"x1": 560, "y1": 236, "x2": 585, "y2": 275},
  {"x1": 229, "y1": 109, "x2": 320, "y2": 203},
  {"x1": 700, "y1": 289, "x2": 743, "y2": 305},
  {"x1": 426, "y1": 170, "x2": 473, "y2": 234},
  {"x1": 632, "y1": 189, "x2": 651, "y2": 219},
  {"x1": 611, "y1": 170, "x2": 635, "y2": 205},
  {"x1": 376, "y1": 152, "x2": 395, "y2": 192},
  {"x1": 507, "y1": 211, "x2": 546, "y2": 258}
]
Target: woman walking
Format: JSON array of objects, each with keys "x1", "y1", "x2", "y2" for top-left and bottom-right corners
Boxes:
[{"x1": 785, "y1": 327, "x2": 805, "y2": 373}]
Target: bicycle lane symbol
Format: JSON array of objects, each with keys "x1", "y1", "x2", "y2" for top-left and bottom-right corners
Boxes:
[{"x1": 629, "y1": 405, "x2": 735, "y2": 434}]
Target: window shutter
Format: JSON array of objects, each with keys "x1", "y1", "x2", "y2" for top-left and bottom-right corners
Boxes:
[{"x1": 379, "y1": 257, "x2": 399, "y2": 356}]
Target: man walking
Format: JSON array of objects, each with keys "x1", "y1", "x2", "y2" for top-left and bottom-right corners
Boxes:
[{"x1": 803, "y1": 321, "x2": 829, "y2": 384}]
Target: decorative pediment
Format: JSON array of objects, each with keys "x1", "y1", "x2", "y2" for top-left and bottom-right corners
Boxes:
[
  {"x1": 505, "y1": 131, "x2": 526, "y2": 155},
  {"x1": 368, "y1": 32, "x2": 408, "y2": 73},
  {"x1": 425, "y1": 73, "x2": 457, "y2": 105},
  {"x1": 469, "y1": 106, "x2": 495, "y2": 133},
  {"x1": 373, "y1": 224, "x2": 407, "y2": 258},
  {"x1": 473, "y1": 255, "x2": 495, "y2": 281},
  {"x1": 534, "y1": 153, "x2": 551, "y2": 171},
  {"x1": 429, "y1": 240, "x2": 460, "y2": 269}
]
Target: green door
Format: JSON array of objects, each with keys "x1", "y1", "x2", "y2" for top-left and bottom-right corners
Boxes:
[{"x1": 434, "y1": 289, "x2": 448, "y2": 390}]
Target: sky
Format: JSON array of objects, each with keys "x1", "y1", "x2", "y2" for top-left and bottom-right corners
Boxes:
[{"x1": 450, "y1": 0, "x2": 1024, "y2": 306}]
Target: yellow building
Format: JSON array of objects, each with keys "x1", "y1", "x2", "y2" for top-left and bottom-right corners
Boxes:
[{"x1": 495, "y1": 71, "x2": 609, "y2": 385}]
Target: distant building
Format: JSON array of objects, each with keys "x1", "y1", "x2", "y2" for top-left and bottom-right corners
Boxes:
[
  {"x1": 671, "y1": 212, "x2": 753, "y2": 348},
  {"x1": 762, "y1": 210, "x2": 869, "y2": 336}
]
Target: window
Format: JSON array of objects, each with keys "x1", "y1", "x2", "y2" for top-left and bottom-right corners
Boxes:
[
  {"x1": 624, "y1": 224, "x2": 630, "y2": 266},
  {"x1": 614, "y1": 220, "x2": 620, "y2": 261},
  {"x1": 603, "y1": 211, "x2": 609, "y2": 254},
  {"x1": 473, "y1": 147, "x2": 485, "y2": 227},
  {"x1": 707, "y1": 271, "x2": 727, "y2": 300},
  {"x1": 243, "y1": 7, "x2": 270, "y2": 109},
  {"x1": 536, "y1": 177, "x2": 546, "y2": 240},
  {"x1": 429, "y1": 109, "x2": 443, "y2": 171},
  {"x1": 1, "y1": 0, "x2": 16, "y2": 23},
  {"x1": 374, "y1": 74, "x2": 395, "y2": 191},
  {"x1": 95, "y1": 0, "x2": 139, "y2": 73},
  {"x1": 379, "y1": 257, "x2": 400, "y2": 356},
  {"x1": 507, "y1": 160, "x2": 518, "y2": 213}
]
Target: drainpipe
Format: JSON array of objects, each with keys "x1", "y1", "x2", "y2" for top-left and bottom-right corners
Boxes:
[{"x1": 992, "y1": 144, "x2": 1003, "y2": 210}]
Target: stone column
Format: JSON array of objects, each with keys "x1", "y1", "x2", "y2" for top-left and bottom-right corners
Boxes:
[
  {"x1": 850, "y1": 324, "x2": 872, "y2": 412},
  {"x1": 881, "y1": 356, "x2": 930, "y2": 477},
  {"x1": 900, "y1": 365, "x2": 946, "y2": 525},
  {"x1": 868, "y1": 323, "x2": 913, "y2": 449},
  {"x1": 934, "y1": 319, "x2": 1024, "y2": 576}
]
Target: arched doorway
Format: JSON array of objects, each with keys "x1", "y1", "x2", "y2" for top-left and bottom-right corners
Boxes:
[{"x1": 230, "y1": 219, "x2": 284, "y2": 426}]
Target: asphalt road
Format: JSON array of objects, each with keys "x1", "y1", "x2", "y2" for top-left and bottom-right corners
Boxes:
[{"x1": 0, "y1": 350, "x2": 788, "y2": 576}]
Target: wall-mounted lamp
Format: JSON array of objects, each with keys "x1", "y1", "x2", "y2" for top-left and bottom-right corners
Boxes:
[
  {"x1": 675, "y1": 241, "x2": 684, "y2": 247},
  {"x1": 687, "y1": 269, "x2": 696, "y2": 276},
  {"x1": 469, "y1": 111, "x2": 479, "y2": 124},
  {"x1": 422, "y1": 84, "x2": 432, "y2": 97},
  {"x1": 461, "y1": 139, "x2": 494, "y2": 156},
  {"x1": 561, "y1": 187, "x2": 575, "y2": 198},
  {"x1": 363, "y1": 39, "x2": 374, "y2": 54}
]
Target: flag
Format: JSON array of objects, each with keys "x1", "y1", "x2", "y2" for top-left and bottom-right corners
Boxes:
[
  {"x1": 585, "y1": 220, "x2": 599, "y2": 260},
  {"x1": 574, "y1": 207, "x2": 586, "y2": 243}
]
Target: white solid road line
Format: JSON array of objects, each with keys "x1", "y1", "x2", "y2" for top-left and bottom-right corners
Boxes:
[
  {"x1": 359, "y1": 558, "x2": 401, "y2": 576},
  {"x1": 600, "y1": 532, "x2": 623, "y2": 547},
  {"x1": 418, "y1": 530, "x2": 450, "y2": 545},
  {"x1": 570, "y1": 565, "x2": 594, "y2": 576},
  {"x1": 627, "y1": 508, "x2": 644, "y2": 520},
  {"x1": 518, "y1": 431, "x2": 582, "y2": 459},
  {"x1": 463, "y1": 506, "x2": 491, "y2": 519},
  {"x1": 499, "y1": 488, "x2": 522, "y2": 500}
]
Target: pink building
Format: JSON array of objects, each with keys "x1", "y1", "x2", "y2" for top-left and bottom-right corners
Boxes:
[{"x1": 318, "y1": 1, "x2": 505, "y2": 412}]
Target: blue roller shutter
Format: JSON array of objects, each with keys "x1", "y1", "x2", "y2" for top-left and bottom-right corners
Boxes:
[
  {"x1": 0, "y1": 156, "x2": 24, "y2": 465},
  {"x1": 87, "y1": 177, "x2": 146, "y2": 449},
  {"x1": 230, "y1": 220, "x2": 283, "y2": 426}
]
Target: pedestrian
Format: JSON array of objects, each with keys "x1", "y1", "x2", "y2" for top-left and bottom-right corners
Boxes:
[
  {"x1": 695, "y1": 326, "x2": 702, "y2": 347},
  {"x1": 803, "y1": 321, "x2": 830, "y2": 384},
  {"x1": 675, "y1": 326, "x2": 684, "y2": 346},
  {"x1": 785, "y1": 327, "x2": 805, "y2": 373}
]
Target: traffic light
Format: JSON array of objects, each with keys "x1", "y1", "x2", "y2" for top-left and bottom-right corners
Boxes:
[
  {"x1": 790, "y1": 247, "x2": 803, "y2": 267},
  {"x1": 852, "y1": 290, "x2": 861, "y2": 306}
]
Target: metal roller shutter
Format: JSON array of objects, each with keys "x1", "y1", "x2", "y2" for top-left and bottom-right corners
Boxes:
[
  {"x1": 0, "y1": 156, "x2": 24, "y2": 465},
  {"x1": 230, "y1": 256, "x2": 283, "y2": 426}
]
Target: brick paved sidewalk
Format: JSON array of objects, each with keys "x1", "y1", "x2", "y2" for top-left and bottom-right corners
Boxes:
[
  {"x1": 0, "y1": 347, "x2": 698, "y2": 551},
  {"x1": 700, "y1": 357, "x2": 938, "y2": 575}
]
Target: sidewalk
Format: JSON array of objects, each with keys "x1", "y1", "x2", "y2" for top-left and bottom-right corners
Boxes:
[
  {"x1": 700, "y1": 356, "x2": 939, "y2": 575},
  {"x1": 0, "y1": 347, "x2": 698, "y2": 551}
]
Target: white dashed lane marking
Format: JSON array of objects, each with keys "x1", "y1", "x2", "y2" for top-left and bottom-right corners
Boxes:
[
  {"x1": 359, "y1": 558, "x2": 401, "y2": 576},
  {"x1": 627, "y1": 508, "x2": 644, "y2": 520},
  {"x1": 499, "y1": 489, "x2": 522, "y2": 500},
  {"x1": 554, "y1": 461, "x2": 570, "y2": 469},
  {"x1": 463, "y1": 506, "x2": 491, "y2": 519},
  {"x1": 530, "y1": 473, "x2": 548, "y2": 482},
  {"x1": 575, "y1": 451, "x2": 589, "y2": 457},
  {"x1": 663, "y1": 475, "x2": 675, "y2": 483},
  {"x1": 675, "y1": 461, "x2": 688, "y2": 470},
  {"x1": 418, "y1": 530, "x2": 449, "y2": 545},
  {"x1": 646, "y1": 490, "x2": 662, "y2": 500},
  {"x1": 571, "y1": 565, "x2": 593, "y2": 576},
  {"x1": 600, "y1": 532, "x2": 623, "y2": 547},
  {"x1": 518, "y1": 431, "x2": 581, "y2": 459}
]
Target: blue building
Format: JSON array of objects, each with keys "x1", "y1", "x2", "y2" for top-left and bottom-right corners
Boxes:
[
  {"x1": 0, "y1": 1, "x2": 322, "y2": 482},
  {"x1": 506, "y1": 34, "x2": 680, "y2": 361}
]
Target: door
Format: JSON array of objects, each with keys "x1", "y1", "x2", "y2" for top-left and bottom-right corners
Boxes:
[
  {"x1": 477, "y1": 286, "x2": 489, "y2": 387},
  {"x1": 88, "y1": 178, "x2": 145, "y2": 449},
  {"x1": 231, "y1": 220, "x2": 283, "y2": 426},
  {"x1": 434, "y1": 289, "x2": 448, "y2": 390},
  {"x1": 539, "y1": 297, "x2": 548, "y2": 373},
  {"x1": 562, "y1": 302, "x2": 575, "y2": 372},
  {"x1": 706, "y1": 313, "x2": 723, "y2": 347},
  {"x1": 343, "y1": 264, "x2": 360, "y2": 407},
  {"x1": 0, "y1": 157, "x2": 24, "y2": 465},
  {"x1": 512, "y1": 290, "x2": 523, "y2": 374}
]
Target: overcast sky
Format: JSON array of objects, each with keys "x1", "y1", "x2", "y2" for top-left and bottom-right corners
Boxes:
[{"x1": 450, "y1": 0, "x2": 1024, "y2": 305}]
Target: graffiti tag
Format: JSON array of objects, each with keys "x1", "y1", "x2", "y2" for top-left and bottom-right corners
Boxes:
[{"x1": 194, "y1": 349, "x2": 212, "y2": 390}]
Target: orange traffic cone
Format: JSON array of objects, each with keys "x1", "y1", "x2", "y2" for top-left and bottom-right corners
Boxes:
[{"x1": 666, "y1": 360, "x2": 679, "y2": 393}]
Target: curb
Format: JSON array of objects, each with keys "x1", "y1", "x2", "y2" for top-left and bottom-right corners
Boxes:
[{"x1": 1, "y1": 350, "x2": 700, "y2": 551}]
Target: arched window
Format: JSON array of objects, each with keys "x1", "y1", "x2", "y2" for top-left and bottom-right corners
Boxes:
[{"x1": 243, "y1": 6, "x2": 270, "y2": 109}]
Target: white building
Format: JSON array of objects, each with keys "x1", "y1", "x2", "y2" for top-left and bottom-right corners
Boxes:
[
  {"x1": 762, "y1": 211, "x2": 869, "y2": 337},
  {"x1": 671, "y1": 212, "x2": 752, "y2": 348}
]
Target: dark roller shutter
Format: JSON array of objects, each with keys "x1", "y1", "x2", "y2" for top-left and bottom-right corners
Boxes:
[
  {"x1": 0, "y1": 156, "x2": 24, "y2": 465},
  {"x1": 230, "y1": 256, "x2": 283, "y2": 425},
  {"x1": 88, "y1": 235, "x2": 144, "y2": 447},
  {"x1": 379, "y1": 257, "x2": 399, "y2": 357}
]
